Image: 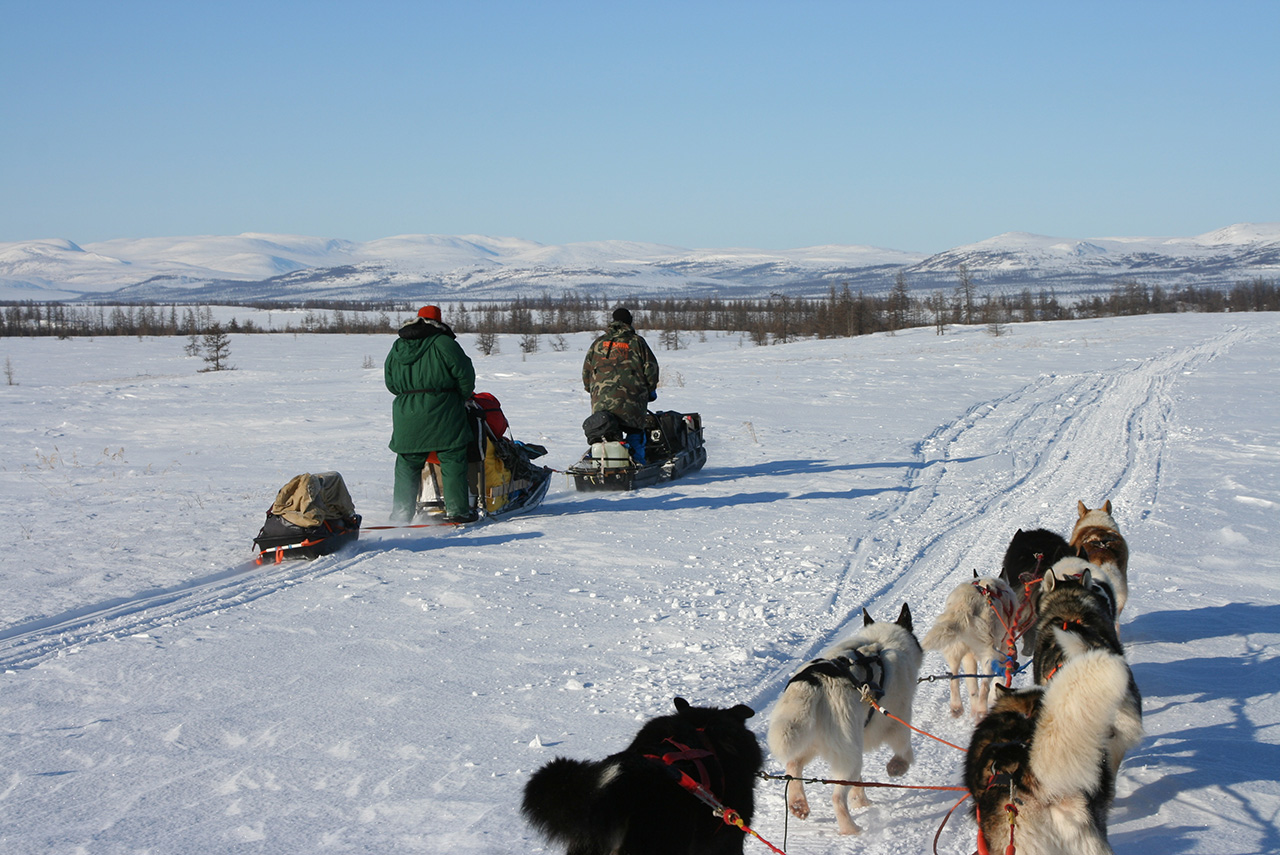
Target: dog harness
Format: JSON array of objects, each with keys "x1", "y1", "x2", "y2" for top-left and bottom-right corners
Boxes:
[
  {"x1": 787, "y1": 649, "x2": 886, "y2": 726},
  {"x1": 645, "y1": 730, "x2": 724, "y2": 800}
]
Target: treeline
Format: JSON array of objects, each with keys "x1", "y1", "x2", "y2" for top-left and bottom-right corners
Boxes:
[
  {"x1": 2, "y1": 276, "x2": 1277, "y2": 341},
  {"x1": 0, "y1": 303, "x2": 397, "y2": 339}
]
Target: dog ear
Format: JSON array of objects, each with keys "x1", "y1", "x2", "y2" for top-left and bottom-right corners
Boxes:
[
  {"x1": 730, "y1": 704, "x2": 756, "y2": 720},
  {"x1": 972, "y1": 568, "x2": 979, "y2": 579},
  {"x1": 896, "y1": 602, "x2": 913, "y2": 632},
  {"x1": 862, "y1": 608, "x2": 874, "y2": 626},
  {"x1": 994, "y1": 682, "x2": 1016, "y2": 699},
  {"x1": 1103, "y1": 499, "x2": 1112, "y2": 514},
  {"x1": 673, "y1": 697, "x2": 691, "y2": 714},
  {"x1": 1042, "y1": 573, "x2": 1057, "y2": 594},
  {"x1": 1077, "y1": 500, "x2": 1089, "y2": 519},
  {"x1": 1079, "y1": 568, "x2": 1093, "y2": 589}
]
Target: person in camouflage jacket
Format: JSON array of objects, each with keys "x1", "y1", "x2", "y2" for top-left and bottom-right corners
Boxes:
[
  {"x1": 385, "y1": 306, "x2": 477, "y2": 522},
  {"x1": 582, "y1": 307, "x2": 659, "y2": 461}
]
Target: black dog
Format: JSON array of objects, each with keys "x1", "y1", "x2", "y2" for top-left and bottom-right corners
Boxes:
[
  {"x1": 522, "y1": 697, "x2": 762, "y2": 855},
  {"x1": 1000, "y1": 527, "x2": 1071, "y2": 654}
]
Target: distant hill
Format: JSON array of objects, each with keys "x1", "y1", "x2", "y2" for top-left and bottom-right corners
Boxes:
[{"x1": 2, "y1": 224, "x2": 1276, "y2": 304}]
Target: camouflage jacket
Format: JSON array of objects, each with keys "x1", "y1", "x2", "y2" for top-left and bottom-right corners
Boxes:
[{"x1": 581, "y1": 321, "x2": 659, "y2": 431}]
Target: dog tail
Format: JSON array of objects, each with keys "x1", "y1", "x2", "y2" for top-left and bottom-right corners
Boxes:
[
  {"x1": 1029, "y1": 644, "x2": 1132, "y2": 801},
  {"x1": 921, "y1": 590, "x2": 983, "y2": 653},
  {"x1": 922, "y1": 615, "x2": 968, "y2": 652},
  {"x1": 522, "y1": 756, "x2": 624, "y2": 851}
]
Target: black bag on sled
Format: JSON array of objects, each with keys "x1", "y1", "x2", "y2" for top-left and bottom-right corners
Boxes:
[
  {"x1": 582, "y1": 410, "x2": 626, "y2": 444},
  {"x1": 253, "y1": 471, "x2": 361, "y2": 564},
  {"x1": 645, "y1": 410, "x2": 691, "y2": 458}
]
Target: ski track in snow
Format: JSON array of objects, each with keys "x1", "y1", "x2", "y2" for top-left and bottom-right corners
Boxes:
[{"x1": 0, "y1": 550, "x2": 372, "y2": 671}]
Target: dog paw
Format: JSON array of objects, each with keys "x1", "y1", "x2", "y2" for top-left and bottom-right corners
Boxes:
[
  {"x1": 886, "y1": 756, "x2": 910, "y2": 777},
  {"x1": 837, "y1": 820, "x2": 863, "y2": 836},
  {"x1": 949, "y1": 704, "x2": 963, "y2": 718},
  {"x1": 788, "y1": 798, "x2": 810, "y2": 820}
]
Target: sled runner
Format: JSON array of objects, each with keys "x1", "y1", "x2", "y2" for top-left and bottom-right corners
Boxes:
[
  {"x1": 416, "y1": 393, "x2": 554, "y2": 521},
  {"x1": 253, "y1": 471, "x2": 361, "y2": 564},
  {"x1": 567, "y1": 410, "x2": 706, "y2": 491}
]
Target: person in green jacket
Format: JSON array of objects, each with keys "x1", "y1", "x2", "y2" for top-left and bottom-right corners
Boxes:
[{"x1": 385, "y1": 306, "x2": 478, "y2": 523}]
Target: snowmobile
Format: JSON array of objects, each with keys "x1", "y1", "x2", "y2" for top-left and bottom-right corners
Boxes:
[
  {"x1": 415, "y1": 392, "x2": 554, "y2": 521},
  {"x1": 567, "y1": 410, "x2": 707, "y2": 491},
  {"x1": 253, "y1": 471, "x2": 362, "y2": 564}
]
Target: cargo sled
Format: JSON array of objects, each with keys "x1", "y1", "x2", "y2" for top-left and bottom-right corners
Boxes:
[
  {"x1": 253, "y1": 471, "x2": 361, "y2": 564},
  {"x1": 568, "y1": 410, "x2": 706, "y2": 491},
  {"x1": 416, "y1": 392, "x2": 554, "y2": 521}
]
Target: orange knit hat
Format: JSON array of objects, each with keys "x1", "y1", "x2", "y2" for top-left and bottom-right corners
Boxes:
[{"x1": 417, "y1": 305, "x2": 442, "y2": 321}]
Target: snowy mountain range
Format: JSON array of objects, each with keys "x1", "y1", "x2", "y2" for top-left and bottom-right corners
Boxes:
[{"x1": 1, "y1": 223, "x2": 1277, "y2": 303}]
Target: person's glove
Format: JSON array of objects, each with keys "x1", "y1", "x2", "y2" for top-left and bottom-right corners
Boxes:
[{"x1": 648, "y1": 389, "x2": 658, "y2": 402}]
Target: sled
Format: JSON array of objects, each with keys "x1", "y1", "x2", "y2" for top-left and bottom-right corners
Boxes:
[
  {"x1": 567, "y1": 411, "x2": 706, "y2": 491},
  {"x1": 253, "y1": 471, "x2": 361, "y2": 564},
  {"x1": 415, "y1": 394, "x2": 554, "y2": 521}
]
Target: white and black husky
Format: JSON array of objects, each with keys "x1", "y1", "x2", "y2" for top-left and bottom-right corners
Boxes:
[
  {"x1": 521, "y1": 697, "x2": 762, "y2": 855},
  {"x1": 767, "y1": 603, "x2": 922, "y2": 835},
  {"x1": 922, "y1": 572, "x2": 1019, "y2": 721},
  {"x1": 966, "y1": 640, "x2": 1133, "y2": 855},
  {"x1": 1032, "y1": 563, "x2": 1143, "y2": 778}
]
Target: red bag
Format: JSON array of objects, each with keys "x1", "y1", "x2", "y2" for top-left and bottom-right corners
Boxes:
[{"x1": 471, "y1": 392, "x2": 509, "y2": 437}]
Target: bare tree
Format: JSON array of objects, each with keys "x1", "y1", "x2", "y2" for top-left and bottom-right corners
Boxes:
[
  {"x1": 930, "y1": 290, "x2": 950, "y2": 335},
  {"x1": 474, "y1": 306, "x2": 501, "y2": 356},
  {"x1": 956, "y1": 263, "x2": 977, "y2": 325},
  {"x1": 888, "y1": 271, "x2": 910, "y2": 333}
]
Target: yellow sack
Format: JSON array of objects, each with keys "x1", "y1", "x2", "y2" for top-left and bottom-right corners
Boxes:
[{"x1": 482, "y1": 439, "x2": 511, "y2": 513}]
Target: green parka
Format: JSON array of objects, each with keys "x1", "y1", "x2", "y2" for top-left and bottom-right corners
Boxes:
[{"x1": 385, "y1": 320, "x2": 476, "y2": 453}]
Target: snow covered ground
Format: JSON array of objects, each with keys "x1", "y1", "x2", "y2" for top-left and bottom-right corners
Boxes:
[{"x1": 1, "y1": 313, "x2": 1277, "y2": 854}]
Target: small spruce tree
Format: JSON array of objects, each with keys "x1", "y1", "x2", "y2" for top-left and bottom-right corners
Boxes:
[{"x1": 200, "y1": 323, "x2": 234, "y2": 371}]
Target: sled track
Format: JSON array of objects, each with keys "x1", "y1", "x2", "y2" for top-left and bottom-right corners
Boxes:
[
  {"x1": 745, "y1": 325, "x2": 1251, "y2": 712},
  {"x1": 0, "y1": 549, "x2": 383, "y2": 671}
]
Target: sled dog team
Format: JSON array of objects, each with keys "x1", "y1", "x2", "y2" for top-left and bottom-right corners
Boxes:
[{"x1": 523, "y1": 500, "x2": 1138, "y2": 855}]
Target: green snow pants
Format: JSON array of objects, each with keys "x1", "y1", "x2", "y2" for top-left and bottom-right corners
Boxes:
[{"x1": 391, "y1": 445, "x2": 470, "y2": 521}]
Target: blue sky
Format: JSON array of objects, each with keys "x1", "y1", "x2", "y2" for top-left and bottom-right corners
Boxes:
[{"x1": 3, "y1": 1, "x2": 1277, "y2": 252}]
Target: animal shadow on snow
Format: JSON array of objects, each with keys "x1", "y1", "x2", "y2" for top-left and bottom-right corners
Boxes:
[
  {"x1": 1123, "y1": 602, "x2": 1280, "y2": 646},
  {"x1": 1113, "y1": 701, "x2": 1280, "y2": 855},
  {"x1": 1106, "y1": 603, "x2": 1280, "y2": 855}
]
